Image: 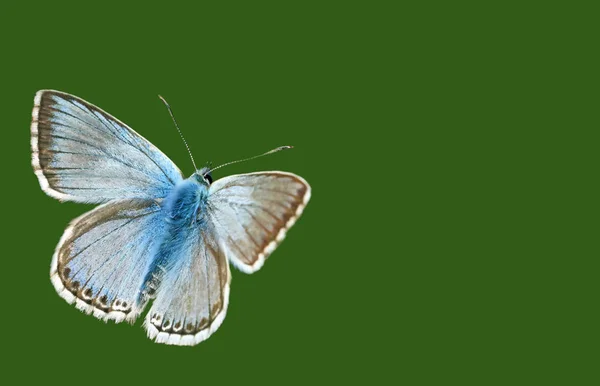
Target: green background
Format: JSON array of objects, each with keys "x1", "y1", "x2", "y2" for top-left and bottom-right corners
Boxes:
[{"x1": 1, "y1": 2, "x2": 596, "y2": 384}]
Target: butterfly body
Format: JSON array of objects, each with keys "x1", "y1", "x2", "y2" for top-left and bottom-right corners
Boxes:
[
  {"x1": 32, "y1": 90, "x2": 311, "y2": 345},
  {"x1": 140, "y1": 175, "x2": 210, "y2": 302}
]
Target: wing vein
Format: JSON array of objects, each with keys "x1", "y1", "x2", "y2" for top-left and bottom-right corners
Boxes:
[{"x1": 99, "y1": 111, "x2": 178, "y2": 186}]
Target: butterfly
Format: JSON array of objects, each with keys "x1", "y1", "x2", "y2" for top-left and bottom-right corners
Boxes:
[{"x1": 30, "y1": 90, "x2": 311, "y2": 346}]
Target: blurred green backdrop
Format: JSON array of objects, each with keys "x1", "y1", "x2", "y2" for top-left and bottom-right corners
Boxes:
[{"x1": 1, "y1": 1, "x2": 596, "y2": 385}]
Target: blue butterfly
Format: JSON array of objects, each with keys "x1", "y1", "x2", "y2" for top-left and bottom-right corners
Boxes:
[{"x1": 31, "y1": 90, "x2": 311, "y2": 346}]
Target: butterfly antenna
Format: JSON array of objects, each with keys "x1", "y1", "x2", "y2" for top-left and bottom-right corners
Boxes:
[
  {"x1": 158, "y1": 95, "x2": 198, "y2": 171},
  {"x1": 208, "y1": 146, "x2": 293, "y2": 174}
]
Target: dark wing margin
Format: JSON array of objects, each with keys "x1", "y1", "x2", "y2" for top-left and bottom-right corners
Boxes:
[{"x1": 31, "y1": 90, "x2": 183, "y2": 203}]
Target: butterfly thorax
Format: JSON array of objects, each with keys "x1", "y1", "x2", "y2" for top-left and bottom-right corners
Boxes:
[{"x1": 162, "y1": 176, "x2": 209, "y2": 229}]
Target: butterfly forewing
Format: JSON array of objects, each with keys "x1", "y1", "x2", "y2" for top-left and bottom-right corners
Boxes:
[
  {"x1": 207, "y1": 172, "x2": 311, "y2": 273},
  {"x1": 31, "y1": 90, "x2": 183, "y2": 203}
]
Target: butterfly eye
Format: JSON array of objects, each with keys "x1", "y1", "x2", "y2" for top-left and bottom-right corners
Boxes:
[{"x1": 204, "y1": 173, "x2": 213, "y2": 184}]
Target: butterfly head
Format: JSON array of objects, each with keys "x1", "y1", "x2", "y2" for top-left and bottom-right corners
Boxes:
[{"x1": 192, "y1": 167, "x2": 213, "y2": 186}]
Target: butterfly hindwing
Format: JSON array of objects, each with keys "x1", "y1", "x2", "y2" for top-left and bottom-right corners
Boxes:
[
  {"x1": 145, "y1": 223, "x2": 231, "y2": 346},
  {"x1": 207, "y1": 172, "x2": 311, "y2": 273},
  {"x1": 51, "y1": 199, "x2": 166, "y2": 323},
  {"x1": 31, "y1": 90, "x2": 183, "y2": 203}
]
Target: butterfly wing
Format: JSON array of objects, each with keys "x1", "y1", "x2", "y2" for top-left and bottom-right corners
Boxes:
[
  {"x1": 31, "y1": 90, "x2": 183, "y2": 203},
  {"x1": 145, "y1": 224, "x2": 231, "y2": 346},
  {"x1": 206, "y1": 172, "x2": 311, "y2": 273},
  {"x1": 51, "y1": 198, "x2": 166, "y2": 323}
]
